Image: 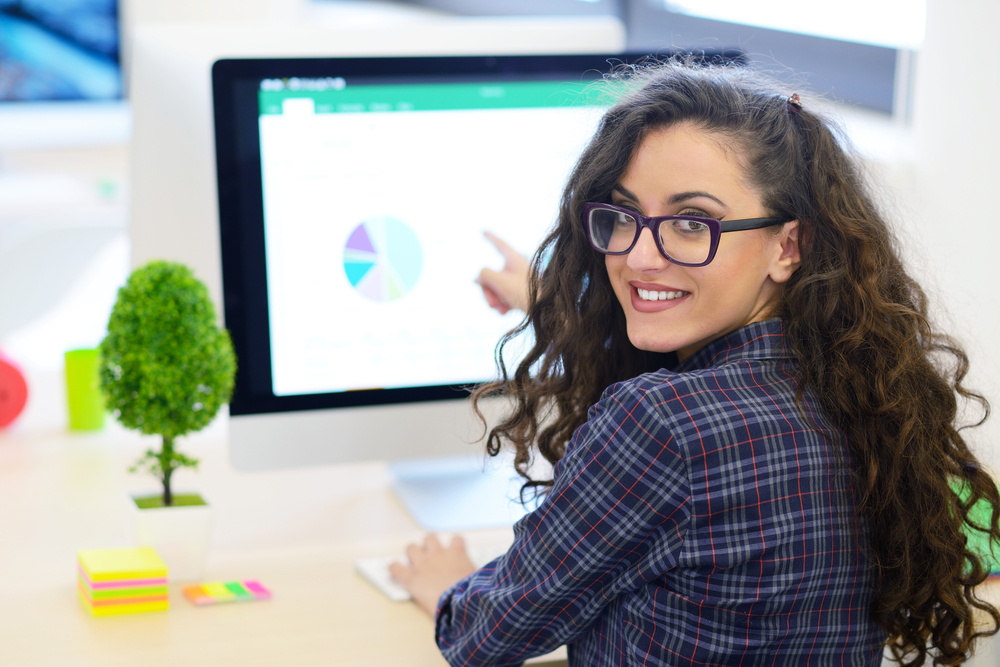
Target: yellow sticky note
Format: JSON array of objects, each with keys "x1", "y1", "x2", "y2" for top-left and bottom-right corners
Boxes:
[
  {"x1": 202, "y1": 582, "x2": 236, "y2": 601},
  {"x1": 78, "y1": 547, "x2": 168, "y2": 582}
]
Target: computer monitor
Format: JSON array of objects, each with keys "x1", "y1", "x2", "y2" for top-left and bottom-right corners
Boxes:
[
  {"x1": 0, "y1": 0, "x2": 125, "y2": 149},
  {"x1": 212, "y1": 47, "x2": 748, "y2": 530},
  {"x1": 213, "y1": 53, "x2": 645, "y2": 529}
]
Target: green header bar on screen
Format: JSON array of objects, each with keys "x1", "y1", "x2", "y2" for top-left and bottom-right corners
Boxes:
[{"x1": 258, "y1": 81, "x2": 611, "y2": 115}]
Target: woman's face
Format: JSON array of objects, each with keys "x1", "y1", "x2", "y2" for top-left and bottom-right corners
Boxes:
[{"x1": 605, "y1": 123, "x2": 800, "y2": 361}]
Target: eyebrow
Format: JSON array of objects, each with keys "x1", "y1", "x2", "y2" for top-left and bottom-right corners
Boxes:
[{"x1": 612, "y1": 184, "x2": 728, "y2": 210}]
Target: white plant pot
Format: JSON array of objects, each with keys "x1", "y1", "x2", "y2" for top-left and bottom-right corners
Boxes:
[{"x1": 127, "y1": 492, "x2": 212, "y2": 582}]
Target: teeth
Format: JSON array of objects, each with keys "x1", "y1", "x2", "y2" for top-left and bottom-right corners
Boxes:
[{"x1": 637, "y1": 288, "x2": 688, "y2": 302}]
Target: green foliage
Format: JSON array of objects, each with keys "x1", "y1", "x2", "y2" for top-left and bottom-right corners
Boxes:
[{"x1": 99, "y1": 261, "x2": 236, "y2": 504}]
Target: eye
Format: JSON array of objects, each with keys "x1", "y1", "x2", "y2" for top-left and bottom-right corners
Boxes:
[
  {"x1": 673, "y1": 218, "x2": 710, "y2": 233},
  {"x1": 613, "y1": 212, "x2": 634, "y2": 229}
]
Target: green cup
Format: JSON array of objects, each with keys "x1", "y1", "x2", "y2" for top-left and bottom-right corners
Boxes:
[{"x1": 65, "y1": 349, "x2": 105, "y2": 431}]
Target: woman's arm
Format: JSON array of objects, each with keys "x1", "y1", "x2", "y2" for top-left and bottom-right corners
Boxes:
[{"x1": 434, "y1": 381, "x2": 692, "y2": 665}]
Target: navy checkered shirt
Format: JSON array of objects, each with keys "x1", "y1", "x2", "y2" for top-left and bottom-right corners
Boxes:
[{"x1": 435, "y1": 319, "x2": 887, "y2": 666}]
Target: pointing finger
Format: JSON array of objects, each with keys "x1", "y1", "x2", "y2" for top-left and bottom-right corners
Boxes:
[{"x1": 483, "y1": 231, "x2": 522, "y2": 265}]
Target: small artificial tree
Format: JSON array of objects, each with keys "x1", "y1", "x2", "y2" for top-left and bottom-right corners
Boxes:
[{"x1": 99, "y1": 261, "x2": 236, "y2": 507}]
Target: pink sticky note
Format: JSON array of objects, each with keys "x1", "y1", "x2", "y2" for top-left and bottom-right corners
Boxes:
[{"x1": 242, "y1": 580, "x2": 272, "y2": 600}]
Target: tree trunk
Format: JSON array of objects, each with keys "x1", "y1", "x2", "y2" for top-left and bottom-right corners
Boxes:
[{"x1": 161, "y1": 434, "x2": 174, "y2": 506}]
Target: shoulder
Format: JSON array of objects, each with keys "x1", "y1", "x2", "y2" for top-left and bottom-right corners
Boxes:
[
  {"x1": 562, "y1": 372, "x2": 687, "y2": 470},
  {"x1": 556, "y1": 371, "x2": 692, "y2": 505},
  {"x1": 600, "y1": 355, "x2": 797, "y2": 411},
  {"x1": 588, "y1": 356, "x2": 805, "y2": 455}
]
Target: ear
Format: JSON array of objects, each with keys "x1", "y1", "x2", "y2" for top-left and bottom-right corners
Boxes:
[{"x1": 768, "y1": 220, "x2": 801, "y2": 284}]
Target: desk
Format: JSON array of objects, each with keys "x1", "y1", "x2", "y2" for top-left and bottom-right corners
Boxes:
[
  {"x1": 0, "y1": 414, "x2": 567, "y2": 666},
  {"x1": 8, "y1": 402, "x2": 1000, "y2": 667}
]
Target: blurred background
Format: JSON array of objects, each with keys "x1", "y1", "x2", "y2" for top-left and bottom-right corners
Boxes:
[{"x1": 0, "y1": 0, "x2": 996, "y2": 467}]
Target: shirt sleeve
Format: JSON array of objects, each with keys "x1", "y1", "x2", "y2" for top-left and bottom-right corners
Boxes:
[{"x1": 434, "y1": 379, "x2": 692, "y2": 666}]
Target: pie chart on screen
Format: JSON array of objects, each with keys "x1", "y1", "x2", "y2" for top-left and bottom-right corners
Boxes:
[{"x1": 342, "y1": 216, "x2": 423, "y2": 302}]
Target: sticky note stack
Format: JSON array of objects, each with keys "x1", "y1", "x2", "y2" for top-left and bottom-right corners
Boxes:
[{"x1": 77, "y1": 547, "x2": 169, "y2": 616}]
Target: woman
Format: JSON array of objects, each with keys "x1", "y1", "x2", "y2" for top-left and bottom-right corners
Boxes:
[{"x1": 390, "y1": 61, "x2": 999, "y2": 666}]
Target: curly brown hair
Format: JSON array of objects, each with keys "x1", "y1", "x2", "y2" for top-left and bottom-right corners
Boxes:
[{"x1": 472, "y1": 60, "x2": 999, "y2": 665}]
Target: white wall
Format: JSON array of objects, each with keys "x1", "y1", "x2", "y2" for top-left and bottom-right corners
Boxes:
[{"x1": 908, "y1": 0, "x2": 1000, "y2": 471}]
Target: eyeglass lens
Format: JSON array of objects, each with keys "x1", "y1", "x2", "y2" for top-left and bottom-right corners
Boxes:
[{"x1": 588, "y1": 207, "x2": 713, "y2": 264}]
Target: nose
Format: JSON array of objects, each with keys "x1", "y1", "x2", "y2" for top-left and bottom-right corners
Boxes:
[{"x1": 626, "y1": 228, "x2": 669, "y2": 272}]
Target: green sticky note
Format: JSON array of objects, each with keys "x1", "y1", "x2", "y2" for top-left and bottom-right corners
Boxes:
[{"x1": 224, "y1": 582, "x2": 253, "y2": 600}]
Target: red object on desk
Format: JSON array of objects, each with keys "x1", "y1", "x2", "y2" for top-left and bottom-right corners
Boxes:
[{"x1": 0, "y1": 350, "x2": 28, "y2": 428}]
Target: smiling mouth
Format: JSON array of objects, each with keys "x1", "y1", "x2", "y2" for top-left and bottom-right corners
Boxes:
[{"x1": 636, "y1": 288, "x2": 690, "y2": 302}]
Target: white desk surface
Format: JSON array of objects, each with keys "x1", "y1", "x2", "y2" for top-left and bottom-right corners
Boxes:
[{"x1": 0, "y1": 409, "x2": 567, "y2": 666}]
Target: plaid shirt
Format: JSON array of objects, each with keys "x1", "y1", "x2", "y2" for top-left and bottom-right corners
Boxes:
[{"x1": 436, "y1": 319, "x2": 886, "y2": 666}]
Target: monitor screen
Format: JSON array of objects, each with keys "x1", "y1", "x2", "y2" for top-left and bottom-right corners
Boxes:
[
  {"x1": 0, "y1": 0, "x2": 120, "y2": 101},
  {"x1": 213, "y1": 55, "x2": 637, "y2": 419}
]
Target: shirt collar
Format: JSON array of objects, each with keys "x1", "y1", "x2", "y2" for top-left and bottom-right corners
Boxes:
[{"x1": 676, "y1": 318, "x2": 790, "y2": 373}]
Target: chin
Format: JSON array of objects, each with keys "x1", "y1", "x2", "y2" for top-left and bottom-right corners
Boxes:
[{"x1": 627, "y1": 328, "x2": 682, "y2": 355}]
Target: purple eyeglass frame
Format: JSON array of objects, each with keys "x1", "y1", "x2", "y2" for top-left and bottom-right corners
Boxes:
[{"x1": 581, "y1": 202, "x2": 794, "y2": 267}]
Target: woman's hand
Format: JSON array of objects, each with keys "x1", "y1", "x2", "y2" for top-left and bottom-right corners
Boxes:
[
  {"x1": 388, "y1": 534, "x2": 478, "y2": 616},
  {"x1": 476, "y1": 231, "x2": 530, "y2": 315}
]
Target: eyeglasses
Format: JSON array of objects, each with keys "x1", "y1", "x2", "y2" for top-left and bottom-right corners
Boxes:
[{"x1": 581, "y1": 202, "x2": 793, "y2": 267}]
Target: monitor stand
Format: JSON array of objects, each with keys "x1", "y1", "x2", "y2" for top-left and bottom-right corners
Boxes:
[{"x1": 388, "y1": 454, "x2": 541, "y2": 533}]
